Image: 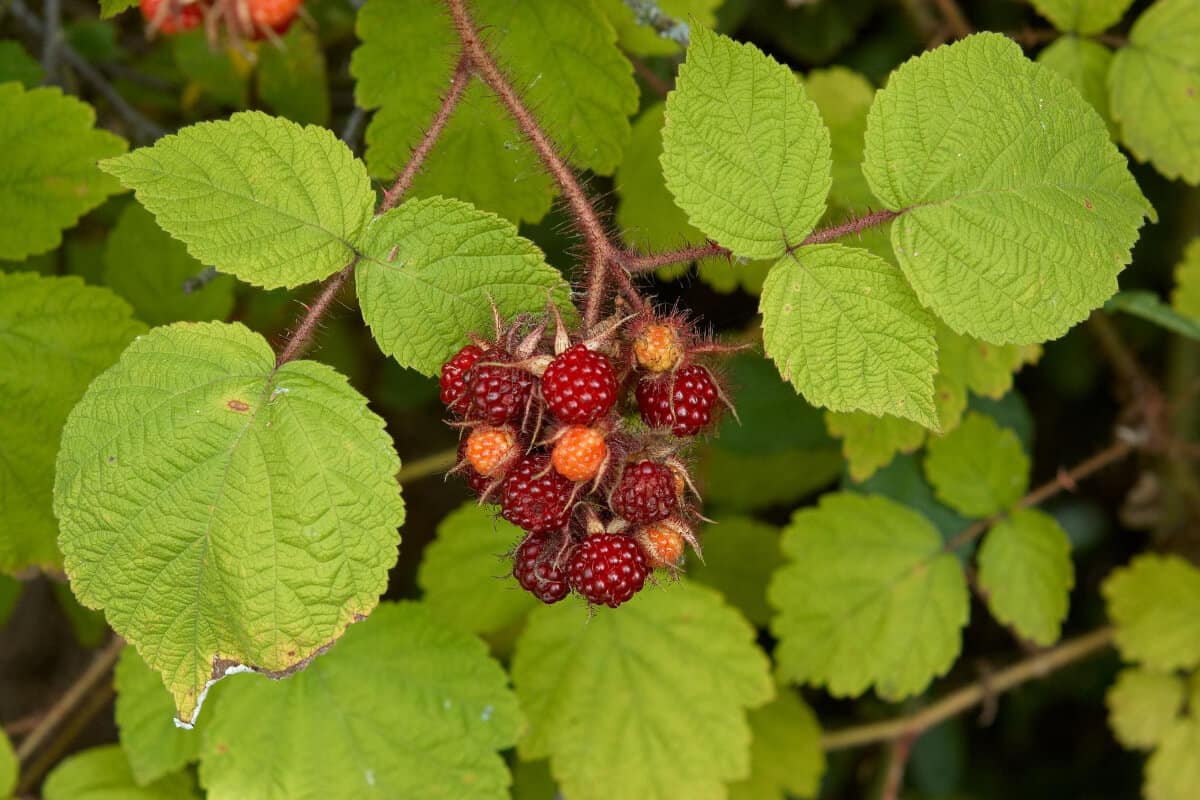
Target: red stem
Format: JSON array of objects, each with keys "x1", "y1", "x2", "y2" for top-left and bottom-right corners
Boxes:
[{"x1": 275, "y1": 260, "x2": 357, "y2": 367}]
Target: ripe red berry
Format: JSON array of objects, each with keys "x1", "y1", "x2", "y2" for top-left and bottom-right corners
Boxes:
[
  {"x1": 542, "y1": 344, "x2": 618, "y2": 425},
  {"x1": 551, "y1": 426, "x2": 608, "y2": 483},
  {"x1": 243, "y1": 0, "x2": 301, "y2": 31},
  {"x1": 501, "y1": 454, "x2": 576, "y2": 534},
  {"x1": 636, "y1": 520, "x2": 687, "y2": 569},
  {"x1": 140, "y1": 0, "x2": 203, "y2": 34},
  {"x1": 610, "y1": 461, "x2": 677, "y2": 524},
  {"x1": 440, "y1": 345, "x2": 483, "y2": 417},
  {"x1": 512, "y1": 536, "x2": 571, "y2": 604},
  {"x1": 636, "y1": 365, "x2": 719, "y2": 436},
  {"x1": 469, "y1": 362, "x2": 534, "y2": 425},
  {"x1": 568, "y1": 534, "x2": 648, "y2": 608}
]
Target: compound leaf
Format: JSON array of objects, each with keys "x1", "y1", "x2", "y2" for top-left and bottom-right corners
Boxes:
[
  {"x1": 198, "y1": 602, "x2": 521, "y2": 800},
  {"x1": 1103, "y1": 554, "x2": 1200, "y2": 671},
  {"x1": 115, "y1": 647, "x2": 203, "y2": 785},
  {"x1": 977, "y1": 508, "x2": 1074, "y2": 645},
  {"x1": 99, "y1": 111, "x2": 373, "y2": 289},
  {"x1": 54, "y1": 322, "x2": 405, "y2": 724},
  {"x1": 924, "y1": 411, "x2": 1030, "y2": 517},
  {"x1": 43, "y1": 746, "x2": 197, "y2": 800},
  {"x1": 513, "y1": 582, "x2": 773, "y2": 800},
  {"x1": 1109, "y1": 0, "x2": 1200, "y2": 184},
  {"x1": 769, "y1": 492, "x2": 969, "y2": 700},
  {"x1": 1030, "y1": 0, "x2": 1134, "y2": 33},
  {"x1": 863, "y1": 33, "x2": 1151, "y2": 343},
  {"x1": 0, "y1": 82, "x2": 126, "y2": 260},
  {"x1": 1107, "y1": 667, "x2": 1186, "y2": 750},
  {"x1": 760, "y1": 244, "x2": 938, "y2": 426},
  {"x1": 356, "y1": 196, "x2": 573, "y2": 376},
  {"x1": 661, "y1": 27, "x2": 831, "y2": 259},
  {"x1": 0, "y1": 273, "x2": 145, "y2": 574}
]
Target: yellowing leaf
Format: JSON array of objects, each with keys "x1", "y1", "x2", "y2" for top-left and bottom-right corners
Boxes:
[
  {"x1": 1030, "y1": 0, "x2": 1134, "y2": 33},
  {"x1": 1106, "y1": 667, "x2": 1186, "y2": 750},
  {"x1": 1104, "y1": 554, "x2": 1200, "y2": 671},
  {"x1": 1146, "y1": 718, "x2": 1200, "y2": 800},
  {"x1": 825, "y1": 411, "x2": 926, "y2": 483}
]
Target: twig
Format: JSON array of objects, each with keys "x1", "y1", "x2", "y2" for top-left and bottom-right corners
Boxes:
[
  {"x1": 274, "y1": 259, "x2": 357, "y2": 367},
  {"x1": 15, "y1": 636, "x2": 124, "y2": 764},
  {"x1": 626, "y1": 49, "x2": 672, "y2": 97},
  {"x1": 881, "y1": 733, "x2": 918, "y2": 800},
  {"x1": 2, "y1": 711, "x2": 43, "y2": 738},
  {"x1": 379, "y1": 56, "x2": 471, "y2": 214},
  {"x1": 41, "y1": 0, "x2": 60, "y2": 86},
  {"x1": 821, "y1": 627, "x2": 1114, "y2": 751},
  {"x1": 15, "y1": 682, "x2": 115, "y2": 796},
  {"x1": 931, "y1": 0, "x2": 973, "y2": 39},
  {"x1": 396, "y1": 448, "x2": 460, "y2": 484},
  {"x1": 945, "y1": 438, "x2": 1135, "y2": 552},
  {"x1": 9, "y1": 0, "x2": 166, "y2": 143},
  {"x1": 445, "y1": 0, "x2": 618, "y2": 327}
]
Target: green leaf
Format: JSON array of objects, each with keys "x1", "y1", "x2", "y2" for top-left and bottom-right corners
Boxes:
[
  {"x1": 1146, "y1": 718, "x2": 1200, "y2": 800},
  {"x1": 1109, "y1": 0, "x2": 1200, "y2": 184},
  {"x1": 826, "y1": 411, "x2": 926, "y2": 482},
  {"x1": 976, "y1": 508, "x2": 1073, "y2": 645},
  {"x1": 0, "y1": 41, "x2": 43, "y2": 87},
  {"x1": 1103, "y1": 554, "x2": 1200, "y2": 671},
  {"x1": 513, "y1": 582, "x2": 773, "y2": 800},
  {"x1": 511, "y1": 759, "x2": 556, "y2": 800},
  {"x1": 258, "y1": 28, "x2": 330, "y2": 127},
  {"x1": 688, "y1": 516, "x2": 783, "y2": 627},
  {"x1": 760, "y1": 244, "x2": 939, "y2": 426},
  {"x1": 100, "y1": 0, "x2": 138, "y2": 19},
  {"x1": 1106, "y1": 290, "x2": 1200, "y2": 341},
  {"x1": 0, "y1": 729, "x2": 15, "y2": 799},
  {"x1": 99, "y1": 111, "x2": 374, "y2": 289},
  {"x1": 1106, "y1": 667, "x2": 1186, "y2": 750},
  {"x1": 1036, "y1": 37, "x2": 1116, "y2": 137},
  {"x1": 171, "y1": 34, "x2": 249, "y2": 108},
  {"x1": 115, "y1": 647, "x2": 203, "y2": 785},
  {"x1": 924, "y1": 412, "x2": 1030, "y2": 517},
  {"x1": 936, "y1": 324, "x2": 1040, "y2": 400},
  {"x1": 0, "y1": 82, "x2": 127, "y2": 260},
  {"x1": 356, "y1": 196, "x2": 573, "y2": 375},
  {"x1": 104, "y1": 203, "x2": 236, "y2": 326},
  {"x1": 1172, "y1": 238, "x2": 1200, "y2": 319},
  {"x1": 0, "y1": 576, "x2": 20, "y2": 627},
  {"x1": 700, "y1": 445, "x2": 842, "y2": 513},
  {"x1": 0, "y1": 273, "x2": 145, "y2": 574},
  {"x1": 661, "y1": 27, "x2": 831, "y2": 259},
  {"x1": 352, "y1": 0, "x2": 636, "y2": 220},
  {"x1": 728, "y1": 687, "x2": 824, "y2": 800},
  {"x1": 1029, "y1": 0, "x2": 1133, "y2": 33},
  {"x1": 770, "y1": 492, "x2": 970, "y2": 699},
  {"x1": 417, "y1": 502, "x2": 535, "y2": 635},
  {"x1": 43, "y1": 746, "x2": 197, "y2": 800},
  {"x1": 598, "y1": 0, "x2": 719, "y2": 55},
  {"x1": 863, "y1": 33, "x2": 1151, "y2": 344},
  {"x1": 805, "y1": 67, "x2": 876, "y2": 211},
  {"x1": 718, "y1": 353, "x2": 836, "y2": 456},
  {"x1": 853, "y1": 453, "x2": 972, "y2": 540},
  {"x1": 54, "y1": 322, "x2": 405, "y2": 723},
  {"x1": 199, "y1": 602, "x2": 521, "y2": 800}
]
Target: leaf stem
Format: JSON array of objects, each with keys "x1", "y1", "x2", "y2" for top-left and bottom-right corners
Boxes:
[
  {"x1": 396, "y1": 447, "x2": 459, "y2": 484},
  {"x1": 820, "y1": 627, "x2": 1114, "y2": 751},
  {"x1": 274, "y1": 258, "x2": 357, "y2": 367}
]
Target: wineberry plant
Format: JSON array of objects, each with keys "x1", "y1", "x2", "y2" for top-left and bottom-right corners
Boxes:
[{"x1": 2, "y1": 0, "x2": 1200, "y2": 799}]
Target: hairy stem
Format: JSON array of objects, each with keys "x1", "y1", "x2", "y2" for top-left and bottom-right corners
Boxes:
[
  {"x1": 379, "y1": 56, "x2": 471, "y2": 214},
  {"x1": 274, "y1": 259, "x2": 357, "y2": 367},
  {"x1": 445, "y1": 0, "x2": 617, "y2": 327},
  {"x1": 821, "y1": 627, "x2": 1114, "y2": 751}
]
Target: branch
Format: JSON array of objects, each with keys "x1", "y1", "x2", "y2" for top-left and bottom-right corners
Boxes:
[
  {"x1": 931, "y1": 0, "x2": 973, "y2": 39},
  {"x1": 445, "y1": 0, "x2": 617, "y2": 326},
  {"x1": 41, "y1": 0, "x2": 60, "y2": 86},
  {"x1": 945, "y1": 437, "x2": 1136, "y2": 552},
  {"x1": 15, "y1": 636, "x2": 124, "y2": 764},
  {"x1": 881, "y1": 733, "x2": 918, "y2": 800},
  {"x1": 821, "y1": 627, "x2": 1114, "y2": 751}
]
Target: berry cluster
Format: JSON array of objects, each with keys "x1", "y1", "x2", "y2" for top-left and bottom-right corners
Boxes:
[
  {"x1": 139, "y1": 0, "x2": 301, "y2": 41},
  {"x1": 441, "y1": 308, "x2": 730, "y2": 609}
]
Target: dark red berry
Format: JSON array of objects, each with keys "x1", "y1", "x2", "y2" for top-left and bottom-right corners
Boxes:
[
  {"x1": 542, "y1": 344, "x2": 618, "y2": 425},
  {"x1": 568, "y1": 533, "x2": 648, "y2": 608},
  {"x1": 513, "y1": 535, "x2": 571, "y2": 604},
  {"x1": 468, "y1": 362, "x2": 534, "y2": 425},
  {"x1": 501, "y1": 455, "x2": 576, "y2": 534},
  {"x1": 456, "y1": 438, "x2": 493, "y2": 497},
  {"x1": 610, "y1": 461, "x2": 678, "y2": 524},
  {"x1": 440, "y1": 345, "x2": 483, "y2": 416},
  {"x1": 636, "y1": 365, "x2": 719, "y2": 436}
]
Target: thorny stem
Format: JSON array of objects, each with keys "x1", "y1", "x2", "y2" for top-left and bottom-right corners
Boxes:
[
  {"x1": 274, "y1": 259, "x2": 357, "y2": 367},
  {"x1": 821, "y1": 627, "x2": 1115, "y2": 751},
  {"x1": 445, "y1": 0, "x2": 619, "y2": 328}
]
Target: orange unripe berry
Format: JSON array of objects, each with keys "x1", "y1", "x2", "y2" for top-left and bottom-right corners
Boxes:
[
  {"x1": 464, "y1": 426, "x2": 518, "y2": 478},
  {"x1": 633, "y1": 323, "x2": 683, "y2": 373},
  {"x1": 551, "y1": 426, "x2": 608, "y2": 482},
  {"x1": 636, "y1": 520, "x2": 686, "y2": 569}
]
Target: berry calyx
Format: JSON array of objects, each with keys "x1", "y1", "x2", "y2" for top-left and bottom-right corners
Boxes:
[
  {"x1": 501, "y1": 454, "x2": 576, "y2": 534},
  {"x1": 542, "y1": 344, "x2": 618, "y2": 425},
  {"x1": 551, "y1": 426, "x2": 608, "y2": 483},
  {"x1": 636, "y1": 365, "x2": 719, "y2": 436},
  {"x1": 636, "y1": 520, "x2": 687, "y2": 569},
  {"x1": 568, "y1": 533, "x2": 648, "y2": 608},
  {"x1": 464, "y1": 426, "x2": 518, "y2": 478},
  {"x1": 513, "y1": 535, "x2": 571, "y2": 604},
  {"x1": 610, "y1": 460, "x2": 677, "y2": 524},
  {"x1": 633, "y1": 323, "x2": 684, "y2": 373},
  {"x1": 140, "y1": 0, "x2": 203, "y2": 34},
  {"x1": 469, "y1": 361, "x2": 534, "y2": 425},
  {"x1": 440, "y1": 344, "x2": 483, "y2": 417}
]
